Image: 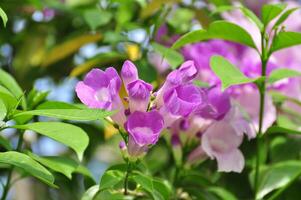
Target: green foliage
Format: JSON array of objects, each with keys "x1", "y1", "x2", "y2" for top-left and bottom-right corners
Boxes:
[
  {"x1": 261, "y1": 3, "x2": 287, "y2": 26},
  {"x1": 0, "y1": 7, "x2": 7, "y2": 27},
  {"x1": 83, "y1": 9, "x2": 112, "y2": 30},
  {"x1": 172, "y1": 20, "x2": 257, "y2": 49},
  {"x1": 210, "y1": 55, "x2": 256, "y2": 90},
  {"x1": 0, "y1": 135, "x2": 12, "y2": 150},
  {"x1": 28, "y1": 151, "x2": 79, "y2": 179},
  {"x1": 272, "y1": 7, "x2": 300, "y2": 30},
  {"x1": 81, "y1": 185, "x2": 100, "y2": 200},
  {"x1": 152, "y1": 42, "x2": 184, "y2": 69},
  {"x1": 99, "y1": 169, "x2": 125, "y2": 191},
  {"x1": 268, "y1": 68, "x2": 301, "y2": 84},
  {"x1": 0, "y1": 151, "x2": 56, "y2": 187},
  {"x1": 13, "y1": 122, "x2": 89, "y2": 161},
  {"x1": 255, "y1": 161, "x2": 301, "y2": 200},
  {"x1": 212, "y1": 5, "x2": 263, "y2": 30},
  {"x1": 271, "y1": 31, "x2": 301, "y2": 53},
  {"x1": 208, "y1": 187, "x2": 238, "y2": 200},
  {"x1": 0, "y1": 69, "x2": 26, "y2": 109},
  {"x1": 266, "y1": 126, "x2": 301, "y2": 135},
  {"x1": 0, "y1": 99, "x2": 6, "y2": 121},
  {"x1": 13, "y1": 107, "x2": 114, "y2": 121}
]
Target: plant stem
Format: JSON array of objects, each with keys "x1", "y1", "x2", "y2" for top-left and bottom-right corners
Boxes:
[
  {"x1": 1, "y1": 131, "x2": 24, "y2": 200},
  {"x1": 254, "y1": 30, "x2": 269, "y2": 198},
  {"x1": 124, "y1": 161, "x2": 131, "y2": 195}
]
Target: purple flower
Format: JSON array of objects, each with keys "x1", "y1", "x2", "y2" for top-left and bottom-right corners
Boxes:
[
  {"x1": 127, "y1": 79, "x2": 153, "y2": 112},
  {"x1": 178, "y1": 60, "x2": 198, "y2": 83},
  {"x1": 75, "y1": 67, "x2": 126, "y2": 126},
  {"x1": 125, "y1": 111, "x2": 164, "y2": 158},
  {"x1": 196, "y1": 87, "x2": 231, "y2": 120},
  {"x1": 155, "y1": 70, "x2": 183, "y2": 107},
  {"x1": 121, "y1": 60, "x2": 138, "y2": 90},
  {"x1": 163, "y1": 84, "x2": 204, "y2": 117},
  {"x1": 233, "y1": 86, "x2": 276, "y2": 133},
  {"x1": 202, "y1": 120, "x2": 244, "y2": 173}
]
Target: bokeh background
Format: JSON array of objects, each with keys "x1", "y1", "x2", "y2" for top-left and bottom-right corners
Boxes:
[{"x1": 0, "y1": 0, "x2": 301, "y2": 199}]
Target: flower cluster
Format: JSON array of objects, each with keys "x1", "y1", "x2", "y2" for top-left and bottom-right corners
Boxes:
[{"x1": 76, "y1": 59, "x2": 256, "y2": 172}]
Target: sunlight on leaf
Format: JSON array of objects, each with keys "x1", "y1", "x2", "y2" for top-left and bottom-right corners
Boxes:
[
  {"x1": 172, "y1": 21, "x2": 257, "y2": 49},
  {"x1": 210, "y1": 55, "x2": 256, "y2": 90},
  {"x1": 13, "y1": 122, "x2": 89, "y2": 161},
  {"x1": 0, "y1": 151, "x2": 56, "y2": 187},
  {"x1": 0, "y1": 7, "x2": 8, "y2": 27}
]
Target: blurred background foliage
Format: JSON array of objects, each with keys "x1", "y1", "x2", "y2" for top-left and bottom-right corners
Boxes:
[{"x1": 1, "y1": 0, "x2": 301, "y2": 200}]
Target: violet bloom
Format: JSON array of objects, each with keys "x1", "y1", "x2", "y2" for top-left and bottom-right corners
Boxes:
[
  {"x1": 164, "y1": 84, "x2": 204, "y2": 117},
  {"x1": 155, "y1": 60, "x2": 198, "y2": 108},
  {"x1": 202, "y1": 120, "x2": 244, "y2": 173},
  {"x1": 121, "y1": 60, "x2": 138, "y2": 91},
  {"x1": 161, "y1": 84, "x2": 204, "y2": 127},
  {"x1": 233, "y1": 85, "x2": 276, "y2": 133},
  {"x1": 196, "y1": 87, "x2": 231, "y2": 120},
  {"x1": 75, "y1": 68, "x2": 126, "y2": 126},
  {"x1": 178, "y1": 60, "x2": 198, "y2": 83},
  {"x1": 127, "y1": 79, "x2": 153, "y2": 112},
  {"x1": 125, "y1": 111, "x2": 164, "y2": 158}
]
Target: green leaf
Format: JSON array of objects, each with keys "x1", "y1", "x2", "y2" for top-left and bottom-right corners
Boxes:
[
  {"x1": 0, "y1": 69, "x2": 26, "y2": 109},
  {"x1": 269, "y1": 91, "x2": 301, "y2": 107},
  {"x1": 210, "y1": 55, "x2": 255, "y2": 90},
  {"x1": 0, "y1": 7, "x2": 8, "y2": 27},
  {"x1": 268, "y1": 68, "x2": 301, "y2": 83},
  {"x1": 152, "y1": 42, "x2": 184, "y2": 69},
  {"x1": 81, "y1": 185, "x2": 99, "y2": 200},
  {"x1": 273, "y1": 7, "x2": 299, "y2": 29},
  {"x1": 83, "y1": 9, "x2": 112, "y2": 30},
  {"x1": 172, "y1": 21, "x2": 257, "y2": 49},
  {"x1": 212, "y1": 6, "x2": 263, "y2": 31},
  {"x1": 132, "y1": 171, "x2": 154, "y2": 193},
  {"x1": 95, "y1": 190, "x2": 132, "y2": 200},
  {"x1": 0, "y1": 135, "x2": 12, "y2": 150},
  {"x1": 208, "y1": 187, "x2": 237, "y2": 200},
  {"x1": 37, "y1": 101, "x2": 79, "y2": 109},
  {"x1": 256, "y1": 161, "x2": 301, "y2": 200},
  {"x1": 0, "y1": 151, "x2": 55, "y2": 187},
  {"x1": 27, "y1": 152, "x2": 79, "y2": 179},
  {"x1": 27, "y1": 88, "x2": 49, "y2": 109},
  {"x1": 0, "y1": 99, "x2": 7, "y2": 121},
  {"x1": 99, "y1": 169, "x2": 124, "y2": 191},
  {"x1": 13, "y1": 122, "x2": 89, "y2": 161},
  {"x1": 271, "y1": 31, "x2": 301, "y2": 53},
  {"x1": 153, "y1": 178, "x2": 172, "y2": 200},
  {"x1": 266, "y1": 125, "x2": 301, "y2": 135},
  {"x1": 262, "y1": 3, "x2": 287, "y2": 26},
  {"x1": 0, "y1": 91, "x2": 18, "y2": 113},
  {"x1": 13, "y1": 108, "x2": 113, "y2": 121}
]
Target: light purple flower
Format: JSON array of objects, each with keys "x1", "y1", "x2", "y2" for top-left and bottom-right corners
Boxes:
[
  {"x1": 201, "y1": 120, "x2": 244, "y2": 173},
  {"x1": 125, "y1": 111, "x2": 164, "y2": 157},
  {"x1": 178, "y1": 60, "x2": 198, "y2": 83},
  {"x1": 127, "y1": 79, "x2": 153, "y2": 112},
  {"x1": 196, "y1": 87, "x2": 231, "y2": 120},
  {"x1": 187, "y1": 145, "x2": 208, "y2": 164},
  {"x1": 163, "y1": 84, "x2": 204, "y2": 117},
  {"x1": 160, "y1": 84, "x2": 205, "y2": 127},
  {"x1": 233, "y1": 86, "x2": 276, "y2": 133},
  {"x1": 121, "y1": 60, "x2": 138, "y2": 91},
  {"x1": 75, "y1": 67, "x2": 126, "y2": 126},
  {"x1": 155, "y1": 70, "x2": 183, "y2": 107}
]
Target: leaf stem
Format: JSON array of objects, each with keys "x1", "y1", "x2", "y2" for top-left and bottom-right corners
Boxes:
[
  {"x1": 254, "y1": 29, "x2": 269, "y2": 198},
  {"x1": 124, "y1": 160, "x2": 131, "y2": 195},
  {"x1": 1, "y1": 131, "x2": 24, "y2": 200}
]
